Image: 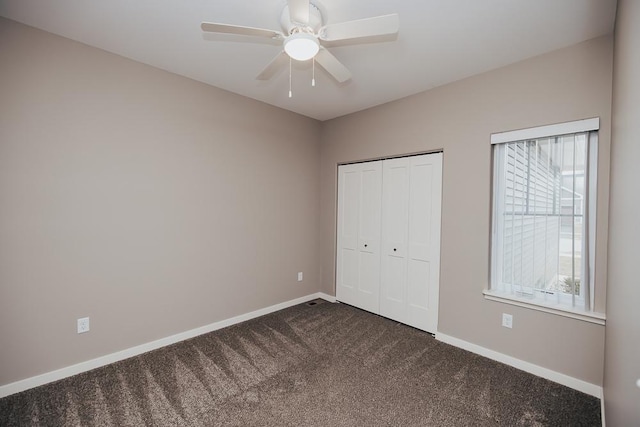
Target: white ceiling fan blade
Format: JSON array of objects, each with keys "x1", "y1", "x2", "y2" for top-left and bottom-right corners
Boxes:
[
  {"x1": 256, "y1": 51, "x2": 289, "y2": 80},
  {"x1": 315, "y1": 48, "x2": 351, "y2": 83},
  {"x1": 201, "y1": 22, "x2": 283, "y2": 40},
  {"x1": 288, "y1": 0, "x2": 310, "y2": 25},
  {"x1": 319, "y1": 14, "x2": 399, "y2": 42}
]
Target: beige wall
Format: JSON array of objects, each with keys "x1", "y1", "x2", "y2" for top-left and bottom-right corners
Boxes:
[
  {"x1": 0, "y1": 18, "x2": 321, "y2": 386},
  {"x1": 319, "y1": 36, "x2": 613, "y2": 385},
  {"x1": 605, "y1": 0, "x2": 640, "y2": 423}
]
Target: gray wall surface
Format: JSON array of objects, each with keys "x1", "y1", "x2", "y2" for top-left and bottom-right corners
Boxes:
[
  {"x1": 319, "y1": 36, "x2": 613, "y2": 386},
  {"x1": 0, "y1": 18, "x2": 321, "y2": 386},
  {"x1": 604, "y1": 0, "x2": 640, "y2": 423}
]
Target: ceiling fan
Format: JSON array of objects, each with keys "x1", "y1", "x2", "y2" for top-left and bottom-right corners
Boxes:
[{"x1": 201, "y1": 0, "x2": 399, "y2": 85}]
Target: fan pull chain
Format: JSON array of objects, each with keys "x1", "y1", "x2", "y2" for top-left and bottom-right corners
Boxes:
[
  {"x1": 288, "y1": 57, "x2": 292, "y2": 98},
  {"x1": 312, "y1": 57, "x2": 316, "y2": 87}
]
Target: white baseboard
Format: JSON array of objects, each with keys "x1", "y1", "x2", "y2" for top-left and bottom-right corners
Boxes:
[
  {"x1": 317, "y1": 292, "x2": 336, "y2": 302},
  {"x1": 436, "y1": 332, "x2": 603, "y2": 398},
  {"x1": 0, "y1": 292, "x2": 334, "y2": 399}
]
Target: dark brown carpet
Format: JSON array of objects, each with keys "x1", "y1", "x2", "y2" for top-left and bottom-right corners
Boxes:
[{"x1": 0, "y1": 299, "x2": 601, "y2": 426}]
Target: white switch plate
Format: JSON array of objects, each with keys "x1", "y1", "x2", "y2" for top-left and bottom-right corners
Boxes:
[
  {"x1": 77, "y1": 317, "x2": 90, "y2": 334},
  {"x1": 502, "y1": 313, "x2": 513, "y2": 329},
  {"x1": 297, "y1": 272, "x2": 303, "y2": 282}
]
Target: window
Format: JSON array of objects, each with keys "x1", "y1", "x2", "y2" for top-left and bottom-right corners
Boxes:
[{"x1": 488, "y1": 118, "x2": 600, "y2": 320}]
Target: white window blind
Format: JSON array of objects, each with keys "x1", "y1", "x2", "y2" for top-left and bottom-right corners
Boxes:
[{"x1": 491, "y1": 119, "x2": 598, "y2": 312}]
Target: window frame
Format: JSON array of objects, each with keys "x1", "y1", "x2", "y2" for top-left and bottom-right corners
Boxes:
[{"x1": 486, "y1": 118, "x2": 605, "y2": 324}]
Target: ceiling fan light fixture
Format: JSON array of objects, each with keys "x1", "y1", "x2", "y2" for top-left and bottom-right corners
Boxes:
[{"x1": 284, "y1": 32, "x2": 319, "y2": 61}]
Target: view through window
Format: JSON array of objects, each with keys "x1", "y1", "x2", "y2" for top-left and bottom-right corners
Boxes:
[{"x1": 491, "y1": 129, "x2": 596, "y2": 310}]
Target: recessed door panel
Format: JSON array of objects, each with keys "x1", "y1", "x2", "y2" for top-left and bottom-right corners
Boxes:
[
  {"x1": 408, "y1": 260, "x2": 430, "y2": 310},
  {"x1": 408, "y1": 163, "x2": 433, "y2": 262},
  {"x1": 408, "y1": 260, "x2": 431, "y2": 330},
  {"x1": 340, "y1": 248, "x2": 358, "y2": 290},
  {"x1": 360, "y1": 167, "x2": 380, "y2": 241},
  {"x1": 359, "y1": 251, "x2": 379, "y2": 294},
  {"x1": 384, "y1": 255, "x2": 406, "y2": 303},
  {"x1": 384, "y1": 163, "x2": 409, "y2": 247},
  {"x1": 340, "y1": 170, "x2": 359, "y2": 249}
]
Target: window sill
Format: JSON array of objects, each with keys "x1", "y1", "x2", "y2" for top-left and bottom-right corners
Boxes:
[{"x1": 482, "y1": 289, "x2": 606, "y2": 325}]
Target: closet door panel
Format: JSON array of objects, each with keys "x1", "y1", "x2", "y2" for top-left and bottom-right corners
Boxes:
[
  {"x1": 336, "y1": 161, "x2": 382, "y2": 313},
  {"x1": 406, "y1": 153, "x2": 442, "y2": 332},
  {"x1": 356, "y1": 163, "x2": 382, "y2": 302},
  {"x1": 380, "y1": 158, "x2": 410, "y2": 323},
  {"x1": 336, "y1": 165, "x2": 361, "y2": 305}
]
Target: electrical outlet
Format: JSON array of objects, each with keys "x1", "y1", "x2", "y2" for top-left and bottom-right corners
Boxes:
[
  {"x1": 77, "y1": 317, "x2": 90, "y2": 334},
  {"x1": 297, "y1": 272, "x2": 303, "y2": 282},
  {"x1": 502, "y1": 313, "x2": 513, "y2": 329}
]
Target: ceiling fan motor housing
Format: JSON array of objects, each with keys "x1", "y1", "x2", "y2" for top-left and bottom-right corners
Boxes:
[{"x1": 280, "y1": 3, "x2": 323, "y2": 35}]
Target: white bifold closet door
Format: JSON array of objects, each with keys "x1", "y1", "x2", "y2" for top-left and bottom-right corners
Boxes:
[
  {"x1": 379, "y1": 154, "x2": 442, "y2": 332},
  {"x1": 336, "y1": 153, "x2": 442, "y2": 333},
  {"x1": 336, "y1": 160, "x2": 382, "y2": 314}
]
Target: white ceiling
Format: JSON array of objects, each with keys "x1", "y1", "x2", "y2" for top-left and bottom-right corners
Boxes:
[{"x1": 0, "y1": 1, "x2": 617, "y2": 121}]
